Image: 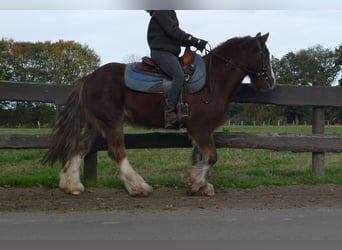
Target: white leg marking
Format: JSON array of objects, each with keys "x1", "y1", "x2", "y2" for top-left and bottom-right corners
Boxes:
[
  {"x1": 119, "y1": 157, "x2": 153, "y2": 197},
  {"x1": 184, "y1": 163, "x2": 215, "y2": 196},
  {"x1": 197, "y1": 164, "x2": 210, "y2": 186},
  {"x1": 185, "y1": 164, "x2": 209, "y2": 189},
  {"x1": 59, "y1": 154, "x2": 84, "y2": 195}
]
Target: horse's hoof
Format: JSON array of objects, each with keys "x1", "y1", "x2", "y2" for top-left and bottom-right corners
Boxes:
[
  {"x1": 200, "y1": 183, "x2": 215, "y2": 196},
  {"x1": 187, "y1": 183, "x2": 215, "y2": 197},
  {"x1": 70, "y1": 190, "x2": 82, "y2": 195},
  {"x1": 61, "y1": 188, "x2": 84, "y2": 195},
  {"x1": 60, "y1": 183, "x2": 84, "y2": 195},
  {"x1": 130, "y1": 192, "x2": 150, "y2": 197},
  {"x1": 128, "y1": 183, "x2": 153, "y2": 197}
]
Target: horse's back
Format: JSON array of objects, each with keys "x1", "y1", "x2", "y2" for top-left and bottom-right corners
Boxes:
[
  {"x1": 88, "y1": 62, "x2": 126, "y2": 82},
  {"x1": 82, "y1": 62, "x2": 126, "y2": 93}
]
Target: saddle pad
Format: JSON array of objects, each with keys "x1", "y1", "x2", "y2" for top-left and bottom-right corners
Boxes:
[{"x1": 124, "y1": 54, "x2": 206, "y2": 94}]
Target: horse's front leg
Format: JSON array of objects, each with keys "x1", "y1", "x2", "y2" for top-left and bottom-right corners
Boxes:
[{"x1": 184, "y1": 134, "x2": 217, "y2": 196}]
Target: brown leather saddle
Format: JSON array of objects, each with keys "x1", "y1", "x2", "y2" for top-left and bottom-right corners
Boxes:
[{"x1": 133, "y1": 47, "x2": 196, "y2": 82}]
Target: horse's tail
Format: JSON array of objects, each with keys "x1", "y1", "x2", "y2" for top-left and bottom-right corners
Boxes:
[{"x1": 43, "y1": 78, "x2": 85, "y2": 166}]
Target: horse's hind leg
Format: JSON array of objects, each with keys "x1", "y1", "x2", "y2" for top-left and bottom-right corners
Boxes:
[
  {"x1": 59, "y1": 127, "x2": 97, "y2": 195},
  {"x1": 184, "y1": 132, "x2": 217, "y2": 196},
  {"x1": 106, "y1": 127, "x2": 153, "y2": 197},
  {"x1": 59, "y1": 154, "x2": 84, "y2": 195}
]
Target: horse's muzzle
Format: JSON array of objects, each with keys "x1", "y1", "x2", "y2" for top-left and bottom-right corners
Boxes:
[
  {"x1": 265, "y1": 76, "x2": 276, "y2": 90},
  {"x1": 262, "y1": 68, "x2": 276, "y2": 90}
]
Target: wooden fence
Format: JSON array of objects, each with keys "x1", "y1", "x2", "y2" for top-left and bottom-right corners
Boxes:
[{"x1": 1, "y1": 80, "x2": 342, "y2": 180}]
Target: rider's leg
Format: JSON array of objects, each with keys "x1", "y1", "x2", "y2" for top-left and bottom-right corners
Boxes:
[{"x1": 151, "y1": 50, "x2": 184, "y2": 128}]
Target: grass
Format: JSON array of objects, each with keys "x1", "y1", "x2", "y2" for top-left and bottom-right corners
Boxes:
[
  {"x1": 0, "y1": 126, "x2": 341, "y2": 189},
  {"x1": 0, "y1": 149, "x2": 59, "y2": 187}
]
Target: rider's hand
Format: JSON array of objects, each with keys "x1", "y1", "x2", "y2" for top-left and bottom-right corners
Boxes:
[
  {"x1": 196, "y1": 39, "x2": 208, "y2": 52},
  {"x1": 187, "y1": 35, "x2": 208, "y2": 52}
]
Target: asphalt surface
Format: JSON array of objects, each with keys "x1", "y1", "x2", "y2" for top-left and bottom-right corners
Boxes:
[{"x1": 1, "y1": 208, "x2": 342, "y2": 240}]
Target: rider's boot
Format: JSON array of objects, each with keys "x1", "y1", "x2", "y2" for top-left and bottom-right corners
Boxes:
[{"x1": 164, "y1": 101, "x2": 178, "y2": 129}]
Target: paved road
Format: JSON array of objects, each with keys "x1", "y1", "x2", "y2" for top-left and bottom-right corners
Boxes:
[{"x1": 1, "y1": 208, "x2": 342, "y2": 240}]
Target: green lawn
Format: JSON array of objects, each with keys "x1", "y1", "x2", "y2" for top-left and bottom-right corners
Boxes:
[{"x1": 0, "y1": 126, "x2": 341, "y2": 188}]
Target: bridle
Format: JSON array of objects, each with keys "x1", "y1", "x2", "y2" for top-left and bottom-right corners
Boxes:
[
  {"x1": 205, "y1": 36, "x2": 274, "y2": 89},
  {"x1": 253, "y1": 37, "x2": 274, "y2": 89}
]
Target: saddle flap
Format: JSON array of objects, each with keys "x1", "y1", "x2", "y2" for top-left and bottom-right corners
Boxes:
[{"x1": 142, "y1": 56, "x2": 158, "y2": 67}]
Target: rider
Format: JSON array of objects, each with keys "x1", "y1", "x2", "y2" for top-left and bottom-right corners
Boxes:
[{"x1": 146, "y1": 10, "x2": 208, "y2": 128}]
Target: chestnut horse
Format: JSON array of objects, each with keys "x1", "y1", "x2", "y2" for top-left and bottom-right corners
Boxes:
[{"x1": 44, "y1": 33, "x2": 275, "y2": 197}]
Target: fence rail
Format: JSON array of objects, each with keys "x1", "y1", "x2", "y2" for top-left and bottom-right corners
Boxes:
[
  {"x1": 1, "y1": 132, "x2": 342, "y2": 153},
  {"x1": 1, "y1": 80, "x2": 342, "y2": 180},
  {"x1": 1, "y1": 80, "x2": 342, "y2": 106}
]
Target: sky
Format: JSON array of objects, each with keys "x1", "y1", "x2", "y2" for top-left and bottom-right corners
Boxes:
[{"x1": 0, "y1": 1, "x2": 342, "y2": 66}]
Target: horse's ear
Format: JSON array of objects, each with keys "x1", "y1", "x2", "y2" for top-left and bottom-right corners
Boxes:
[
  {"x1": 256, "y1": 32, "x2": 261, "y2": 37},
  {"x1": 260, "y1": 32, "x2": 270, "y2": 42}
]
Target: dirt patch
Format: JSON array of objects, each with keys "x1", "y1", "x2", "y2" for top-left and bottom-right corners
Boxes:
[{"x1": 1, "y1": 185, "x2": 342, "y2": 212}]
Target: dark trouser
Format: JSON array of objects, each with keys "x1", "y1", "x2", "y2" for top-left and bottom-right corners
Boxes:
[{"x1": 151, "y1": 50, "x2": 184, "y2": 110}]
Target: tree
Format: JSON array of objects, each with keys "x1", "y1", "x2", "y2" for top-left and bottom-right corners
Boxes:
[
  {"x1": 0, "y1": 38, "x2": 12, "y2": 80},
  {"x1": 0, "y1": 38, "x2": 101, "y2": 127},
  {"x1": 1, "y1": 39, "x2": 100, "y2": 84},
  {"x1": 335, "y1": 44, "x2": 342, "y2": 86},
  {"x1": 271, "y1": 45, "x2": 340, "y2": 124},
  {"x1": 273, "y1": 45, "x2": 339, "y2": 86},
  {"x1": 41, "y1": 40, "x2": 101, "y2": 84}
]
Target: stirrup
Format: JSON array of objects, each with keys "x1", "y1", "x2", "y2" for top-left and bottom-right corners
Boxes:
[
  {"x1": 177, "y1": 102, "x2": 188, "y2": 117},
  {"x1": 180, "y1": 103, "x2": 189, "y2": 118},
  {"x1": 164, "y1": 110, "x2": 178, "y2": 129},
  {"x1": 176, "y1": 102, "x2": 189, "y2": 128}
]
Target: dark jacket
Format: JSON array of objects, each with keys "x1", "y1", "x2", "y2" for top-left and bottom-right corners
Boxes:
[{"x1": 147, "y1": 10, "x2": 192, "y2": 56}]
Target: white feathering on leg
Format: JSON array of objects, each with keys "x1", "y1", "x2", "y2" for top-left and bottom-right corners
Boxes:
[
  {"x1": 119, "y1": 157, "x2": 153, "y2": 197},
  {"x1": 59, "y1": 154, "x2": 84, "y2": 195}
]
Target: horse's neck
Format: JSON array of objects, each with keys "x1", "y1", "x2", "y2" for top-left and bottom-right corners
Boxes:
[{"x1": 205, "y1": 54, "x2": 246, "y2": 100}]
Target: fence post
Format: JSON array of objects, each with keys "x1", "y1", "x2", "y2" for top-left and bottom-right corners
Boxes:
[
  {"x1": 312, "y1": 81, "x2": 325, "y2": 177},
  {"x1": 84, "y1": 152, "x2": 98, "y2": 181}
]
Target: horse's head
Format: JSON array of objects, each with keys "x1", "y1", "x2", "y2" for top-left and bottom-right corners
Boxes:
[
  {"x1": 246, "y1": 33, "x2": 276, "y2": 90},
  {"x1": 208, "y1": 33, "x2": 276, "y2": 91}
]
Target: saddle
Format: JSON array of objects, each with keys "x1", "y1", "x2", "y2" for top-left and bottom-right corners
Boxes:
[
  {"x1": 125, "y1": 49, "x2": 207, "y2": 128},
  {"x1": 132, "y1": 47, "x2": 196, "y2": 82}
]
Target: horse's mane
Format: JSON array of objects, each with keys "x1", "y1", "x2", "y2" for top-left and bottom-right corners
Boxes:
[{"x1": 211, "y1": 35, "x2": 253, "y2": 54}]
